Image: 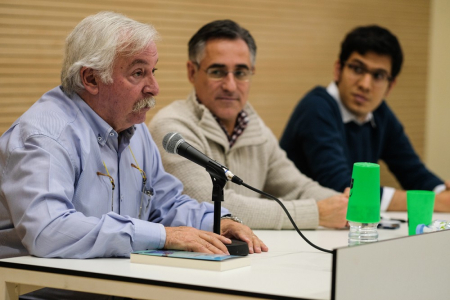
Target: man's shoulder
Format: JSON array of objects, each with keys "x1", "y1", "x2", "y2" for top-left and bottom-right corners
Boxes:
[
  {"x1": 148, "y1": 97, "x2": 205, "y2": 142},
  {"x1": 290, "y1": 86, "x2": 340, "y2": 121},
  {"x1": 300, "y1": 86, "x2": 336, "y2": 108},
  {"x1": 15, "y1": 87, "x2": 81, "y2": 141},
  {"x1": 373, "y1": 100, "x2": 400, "y2": 124},
  {"x1": 374, "y1": 100, "x2": 394, "y2": 115}
]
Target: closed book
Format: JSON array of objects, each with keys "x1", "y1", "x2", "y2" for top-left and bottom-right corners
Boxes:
[{"x1": 130, "y1": 250, "x2": 250, "y2": 271}]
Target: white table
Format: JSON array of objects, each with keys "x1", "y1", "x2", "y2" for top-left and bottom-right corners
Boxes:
[{"x1": 1, "y1": 212, "x2": 448, "y2": 300}]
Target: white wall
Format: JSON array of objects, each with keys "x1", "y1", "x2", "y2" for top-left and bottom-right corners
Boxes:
[{"x1": 425, "y1": 0, "x2": 450, "y2": 180}]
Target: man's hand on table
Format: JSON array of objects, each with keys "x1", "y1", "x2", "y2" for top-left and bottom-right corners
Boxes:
[
  {"x1": 220, "y1": 219, "x2": 269, "y2": 254},
  {"x1": 164, "y1": 222, "x2": 269, "y2": 255}
]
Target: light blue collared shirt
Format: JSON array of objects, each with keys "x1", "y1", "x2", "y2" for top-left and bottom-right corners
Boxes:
[{"x1": 0, "y1": 86, "x2": 226, "y2": 259}]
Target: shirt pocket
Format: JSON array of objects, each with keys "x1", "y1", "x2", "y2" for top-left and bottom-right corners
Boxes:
[{"x1": 137, "y1": 187, "x2": 154, "y2": 220}]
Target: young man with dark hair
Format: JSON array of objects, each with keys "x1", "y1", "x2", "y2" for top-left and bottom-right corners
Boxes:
[{"x1": 280, "y1": 25, "x2": 450, "y2": 212}]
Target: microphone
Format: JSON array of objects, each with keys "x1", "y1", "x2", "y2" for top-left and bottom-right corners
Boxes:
[
  {"x1": 162, "y1": 132, "x2": 332, "y2": 254},
  {"x1": 162, "y1": 132, "x2": 242, "y2": 184},
  {"x1": 163, "y1": 132, "x2": 248, "y2": 256}
]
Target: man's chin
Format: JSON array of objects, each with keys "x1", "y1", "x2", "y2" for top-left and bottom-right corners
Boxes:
[{"x1": 130, "y1": 108, "x2": 151, "y2": 125}]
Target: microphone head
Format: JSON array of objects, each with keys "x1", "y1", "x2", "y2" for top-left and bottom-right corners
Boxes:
[{"x1": 162, "y1": 132, "x2": 185, "y2": 154}]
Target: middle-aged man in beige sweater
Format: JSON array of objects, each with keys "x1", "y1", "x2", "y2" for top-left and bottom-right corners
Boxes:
[{"x1": 149, "y1": 20, "x2": 349, "y2": 230}]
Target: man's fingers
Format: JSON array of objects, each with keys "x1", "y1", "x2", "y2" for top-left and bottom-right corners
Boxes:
[
  {"x1": 230, "y1": 228, "x2": 257, "y2": 254},
  {"x1": 164, "y1": 224, "x2": 269, "y2": 255},
  {"x1": 220, "y1": 219, "x2": 269, "y2": 253},
  {"x1": 200, "y1": 232, "x2": 230, "y2": 254},
  {"x1": 250, "y1": 234, "x2": 269, "y2": 253},
  {"x1": 197, "y1": 240, "x2": 225, "y2": 254},
  {"x1": 165, "y1": 227, "x2": 232, "y2": 254},
  {"x1": 343, "y1": 187, "x2": 351, "y2": 197},
  {"x1": 253, "y1": 235, "x2": 261, "y2": 253}
]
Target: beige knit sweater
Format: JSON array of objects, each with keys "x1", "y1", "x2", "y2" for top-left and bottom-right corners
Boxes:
[{"x1": 148, "y1": 91, "x2": 338, "y2": 229}]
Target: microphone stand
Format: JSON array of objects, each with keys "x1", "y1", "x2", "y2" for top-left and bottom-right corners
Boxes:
[
  {"x1": 207, "y1": 164, "x2": 249, "y2": 256},
  {"x1": 211, "y1": 175, "x2": 226, "y2": 235}
]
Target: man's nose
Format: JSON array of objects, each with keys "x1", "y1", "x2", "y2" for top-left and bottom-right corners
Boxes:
[
  {"x1": 143, "y1": 75, "x2": 159, "y2": 96},
  {"x1": 357, "y1": 72, "x2": 372, "y2": 92},
  {"x1": 221, "y1": 72, "x2": 237, "y2": 92}
]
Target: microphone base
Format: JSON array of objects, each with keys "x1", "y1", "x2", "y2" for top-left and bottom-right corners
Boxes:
[{"x1": 226, "y1": 239, "x2": 249, "y2": 256}]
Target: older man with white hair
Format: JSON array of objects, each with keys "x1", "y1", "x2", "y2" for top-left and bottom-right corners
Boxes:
[{"x1": 0, "y1": 11, "x2": 266, "y2": 300}]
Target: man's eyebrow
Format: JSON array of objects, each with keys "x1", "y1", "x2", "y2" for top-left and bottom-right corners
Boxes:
[
  {"x1": 128, "y1": 59, "x2": 149, "y2": 68},
  {"x1": 349, "y1": 59, "x2": 389, "y2": 73},
  {"x1": 206, "y1": 63, "x2": 226, "y2": 69},
  {"x1": 235, "y1": 64, "x2": 250, "y2": 70},
  {"x1": 348, "y1": 59, "x2": 366, "y2": 66},
  {"x1": 207, "y1": 63, "x2": 250, "y2": 70}
]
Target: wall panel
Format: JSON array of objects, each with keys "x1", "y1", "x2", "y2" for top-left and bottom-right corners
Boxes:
[{"x1": 0, "y1": 0, "x2": 431, "y2": 189}]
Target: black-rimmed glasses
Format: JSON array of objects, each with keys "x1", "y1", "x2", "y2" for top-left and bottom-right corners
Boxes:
[
  {"x1": 97, "y1": 167, "x2": 115, "y2": 211},
  {"x1": 345, "y1": 62, "x2": 393, "y2": 85}
]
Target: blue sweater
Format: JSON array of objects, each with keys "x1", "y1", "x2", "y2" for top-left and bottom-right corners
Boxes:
[{"x1": 280, "y1": 86, "x2": 443, "y2": 194}]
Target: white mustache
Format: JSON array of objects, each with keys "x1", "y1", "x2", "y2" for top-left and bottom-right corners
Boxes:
[{"x1": 132, "y1": 97, "x2": 156, "y2": 112}]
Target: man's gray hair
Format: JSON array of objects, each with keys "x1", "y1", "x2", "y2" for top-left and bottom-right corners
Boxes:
[
  {"x1": 61, "y1": 11, "x2": 160, "y2": 95},
  {"x1": 188, "y1": 20, "x2": 257, "y2": 67}
]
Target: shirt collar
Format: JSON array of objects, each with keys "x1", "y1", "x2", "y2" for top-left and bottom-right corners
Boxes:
[
  {"x1": 70, "y1": 92, "x2": 135, "y2": 146},
  {"x1": 326, "y1": 82, "x2": 376, "y2": 127}
]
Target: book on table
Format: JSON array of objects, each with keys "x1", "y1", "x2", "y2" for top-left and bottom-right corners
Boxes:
[{"x1": 130, "y1": 250, "x2": 251, "y2": 271}]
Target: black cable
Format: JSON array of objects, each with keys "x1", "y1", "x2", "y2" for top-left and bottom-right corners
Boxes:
[{"x1": 234, "y1": 177, "x2": 332, "y2": 254}]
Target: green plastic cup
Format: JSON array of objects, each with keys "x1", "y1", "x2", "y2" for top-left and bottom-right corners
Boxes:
[
  {"x1": 407, "y1": 190, "x2": 435, "y2": 236},
  {"x1": 346, "y1": 162, "x2": 381, "y2": 223}
]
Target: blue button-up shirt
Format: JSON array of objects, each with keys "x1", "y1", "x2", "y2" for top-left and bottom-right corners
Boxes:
[{"x1": 0, "y1": 86, "x2": 226, "y2": 259}]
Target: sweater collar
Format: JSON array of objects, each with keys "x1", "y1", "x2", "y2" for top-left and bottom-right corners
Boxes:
[{"x1": 326, "y1": 82, "x2": 376, "y2": 127}]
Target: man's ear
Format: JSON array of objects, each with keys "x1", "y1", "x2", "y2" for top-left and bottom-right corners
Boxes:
[
  {"x1": 80, "y1": 67, "x2": 99, "y2": 95},
  {"x1": 333, "y1": 60, "x2": 342, "y2": 83},
  {"x1": 186, "y1": 61, "x2": 197, "y2": 84},
  {"x1": 384, "y1": 78, "x2": 397, "y2": 98}
]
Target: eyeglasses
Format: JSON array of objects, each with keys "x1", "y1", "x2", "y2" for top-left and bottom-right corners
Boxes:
[
  {"x1": 97, "y1": 162, "x2": 115, "y2": 211},
  {"x1": 345, "y1": 62, "x2": 393, "y2": 85},
  {"x1": 194, "y1": 63, "x2": 253, "y2": 82},
  {"x1": 131, "y1": 163, "x2": 148, "y2": 219},
  {"x1": 129, "y1": 146, "x2": 153, "y2": 219},
  {"x1": 97, "y1": 146, "x2": 153, "y2": 218}
]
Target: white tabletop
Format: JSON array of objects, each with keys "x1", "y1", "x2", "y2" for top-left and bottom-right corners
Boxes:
[{"x1": 1, "y1": 212, "x2": 448, "y2": 300}]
